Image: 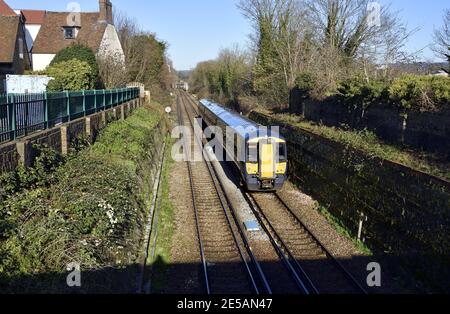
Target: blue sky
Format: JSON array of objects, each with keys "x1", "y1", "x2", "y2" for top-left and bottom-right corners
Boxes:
[{"x1": 7, "y1": 0, "x2": 450, "y2": 70}]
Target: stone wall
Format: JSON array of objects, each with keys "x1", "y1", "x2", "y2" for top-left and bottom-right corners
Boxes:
[
  {"x1": 250, "y1": 111, "x2": 450, "y2": 291},
  {"x1": 290, "y1": 96, "x2": 450, "y2": 156},
  {"x1": 0, "y1": 142, "x2": 19, "y2": 173},
  {"x1": 0, "y1": 99, "x2": 143, "y2": 175}
]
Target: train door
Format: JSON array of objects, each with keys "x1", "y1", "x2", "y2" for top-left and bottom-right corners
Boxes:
[{"x1": 259, "y1": 140, "x2": 276, "y2": 180}]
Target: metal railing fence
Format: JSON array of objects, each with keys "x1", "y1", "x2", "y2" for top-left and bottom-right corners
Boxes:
[{"x1": 0, "y1": 88, "x2": 139, "y2": 144}]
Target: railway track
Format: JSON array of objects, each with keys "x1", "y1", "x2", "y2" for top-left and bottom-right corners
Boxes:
[
  {"x1": 181, "y1": 91, "x2": 366, "y2": 295},
  {"x1": 246, "y1": 192, "x2": 368, "y2": 294},
  {"x1": 177, "y1": 92, "x2": 271, "y2": 294},
  {"x1": 183, "y1": 92, "x2": 312, "y2": 294}
]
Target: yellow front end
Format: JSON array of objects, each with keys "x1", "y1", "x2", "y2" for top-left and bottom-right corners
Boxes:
[
  {"x1": 260, "y1": 143, "x2": 276, "y2": 179},
  {"x1": 245, "y1": 137, "x2": 287, "y2": 191}
]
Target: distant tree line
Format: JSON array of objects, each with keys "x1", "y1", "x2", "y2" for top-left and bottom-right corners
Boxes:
[{"x1": 189, "y1": 0, "x2": 450, "y2": 113}]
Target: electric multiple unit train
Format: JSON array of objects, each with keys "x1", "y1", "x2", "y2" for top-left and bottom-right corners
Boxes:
[{"x1": 197, "y1": 99, "x2": 288, "y2": 192}]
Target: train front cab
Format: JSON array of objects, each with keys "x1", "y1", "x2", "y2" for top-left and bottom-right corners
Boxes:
[{"x1": 244, "y1": 137, "x2": 287, "y2": 192}]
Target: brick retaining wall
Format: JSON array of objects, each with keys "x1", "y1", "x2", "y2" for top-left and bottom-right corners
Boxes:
[
  {"x1": 250, "y1": 111, "x2": 450, "y2": 291},
  {"x1": 290, "y1": 96, "x2": 450, "y2": 156},
  {"x1": 0, "y1": 99, "x2": 143, "y2": 175}
]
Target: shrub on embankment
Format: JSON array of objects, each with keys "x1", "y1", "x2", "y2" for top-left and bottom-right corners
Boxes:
[
  {"x1": 291, "y1": 75, "x2": 450, "y2": 155},
  {"x1": 250, "y1": 111, "x2": 450, "y2": 292},
  {"x1": 0, "y1": 106, "x2": 165, "y2": 293}
]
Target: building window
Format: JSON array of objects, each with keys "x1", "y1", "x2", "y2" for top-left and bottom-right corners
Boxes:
[{"x1": 63, "y1": 27, "x2": 78, "y2": 39}]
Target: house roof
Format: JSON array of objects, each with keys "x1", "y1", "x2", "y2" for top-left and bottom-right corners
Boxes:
[
  {"x1": 0, "y1": 15, "x2": 19, "y2": 63},
  {"x1": 33, "y1": 12, "x2": 107, "y2": 54},
  {"x1": 20, "y1": 9, "x2": 46, "y2": 24},
  {"x1": 0, "y1": 0, "x2": 16, "y2": 16}
]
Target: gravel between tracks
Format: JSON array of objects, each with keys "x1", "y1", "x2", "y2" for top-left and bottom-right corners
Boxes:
[
  {"x1": 163, "y1": 160, "x2": 202, "y2": 294},
  {"x1": 278, "y1": 181, "x2": 407, "y2": 293}
]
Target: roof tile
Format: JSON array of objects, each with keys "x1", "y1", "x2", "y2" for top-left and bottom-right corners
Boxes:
[
  {"x1": 33, "y1": 12, "x2": 107, "y2": 54},
  {"x1": 0, "y1": 15, "x2": 19, "y2": 63},
  {"x1": 0, "y1": 0, "x2": 16, "y2": 16},
  {"x1": 21, "y1": 9, "x2": 46, "y2": 24}
]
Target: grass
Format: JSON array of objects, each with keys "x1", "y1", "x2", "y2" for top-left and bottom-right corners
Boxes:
[
  {"x1": 314, "y1": 203, "x2": 373, "y2": 256},
  {"x1": 92, "y1": 105, "x2": 162, "y2": 172},
  {"x1": 258, "y1": 109, "x2": 450, "y2": 181},
  {"x1": 148, "y1": 137, "x2": 176, "y2": 293}
]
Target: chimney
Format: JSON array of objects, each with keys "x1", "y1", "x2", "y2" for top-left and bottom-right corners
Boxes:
[{"x1": 99, "y1": 0, "x2": 113, "y2": 24}]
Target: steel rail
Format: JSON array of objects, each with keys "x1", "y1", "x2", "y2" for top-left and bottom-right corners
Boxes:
[
  {"x1": 243, "y1": 191, "x2": 316, "y2": 294},
  {"x1": 181, "y1": 92, "x2": 258, "y2": 294},
  {"x1": 183, "y1": 92, "x2": 313, "y2": 294},
  {"x1": 183, "y1": 92, "x2": 272, "y2": 294},
  {"x1": 177, "y1": 94, "x2": 211, "y2": 294},
  {"x1": 178, "y1": 92, "x2": 263, "y2": 294},
  {"x1": 273, "y1": 193, "x2": 368, "y2": 294}
]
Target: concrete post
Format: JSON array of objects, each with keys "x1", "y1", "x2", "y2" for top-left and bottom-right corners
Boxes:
[
  {"x1": 120, "y1": 105, "x2": 125, "y2": 120},
  {"x1": 85, "y1": 117, "x2": 93, "y2": 143},
  {"x1": 101, "y1": 111, "x2": 107, "y2": 127},
  {"x1": 61, "y1": 126, "x2": 69, "y2": 155},
  {"x1": 16, "y1": 140, "x2": 32, "y2": 168}
]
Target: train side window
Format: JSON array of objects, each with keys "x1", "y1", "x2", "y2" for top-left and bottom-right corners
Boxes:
[
  {"x1": 247, "y1": 143, "x2": 258, "y2": 163},
  {"x1": 278, "y1": 143, "x2": 287, "y2": 162}
]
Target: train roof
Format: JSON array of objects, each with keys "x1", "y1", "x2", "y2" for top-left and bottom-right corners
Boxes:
[{"x1": 199, "y1": 99, "x2": 283, "y2": 140}]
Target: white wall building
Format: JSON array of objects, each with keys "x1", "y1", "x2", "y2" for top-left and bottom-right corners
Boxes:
[
  {"x1": 26, "y1": 0, "x2": 124, "y2": 71},
  {"x1": 13, "y1": 9, "x2": 44, "y2": 53}
]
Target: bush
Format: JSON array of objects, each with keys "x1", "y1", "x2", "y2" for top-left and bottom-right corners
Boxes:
[
  {"x1": 0, "y1": 107, "x2": 163, "y2": 292},
  {"x1": 389, "y1": 75, "x2": 450, "y2": 111},
  {"x1": 295, "y1": 72, "x2": 318, "y2": 100},
  {"x1": 45, "y1": 59, "x2": 96, "y2": 92},
  {"x1": 337, "y1": 78, "x2": 389, "y2": 109},
  {"x1": 0, "y1": 145, "x2": 63, "y2": 198},
  {"x1": 50, "y1": 44, "x2": 99, "y2": 84}
]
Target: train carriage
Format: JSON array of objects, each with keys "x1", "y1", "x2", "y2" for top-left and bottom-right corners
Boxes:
[{"x1": 197, "y1": 99, "x2": 287, "y2": 192}]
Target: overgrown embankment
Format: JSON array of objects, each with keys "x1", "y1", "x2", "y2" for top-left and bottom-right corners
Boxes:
[
  {"x1": 0, "y1": 105, "x2": 167, "y2": 293},
  {"x1": 290, "y1": 75, "x2": 450, "y2": 155},
  {"x1": 250, "y1": 111, "x2": 450, "y2": 293}
]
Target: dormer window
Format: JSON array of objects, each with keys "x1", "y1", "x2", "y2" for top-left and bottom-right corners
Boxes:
[{"x1": 63, "y1": 27, "x2": 79, "y2": 39}]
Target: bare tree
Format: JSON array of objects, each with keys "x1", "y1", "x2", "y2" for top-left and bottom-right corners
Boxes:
[
  {"x1": 306, "y1": 0, "x2": 372, "y2": 58},
  {"x1": 113, "y1": 11, "x2": 175, "y2": 95},
  {"x1": 306, "y1": 0, "x2": 416, "y2": 59},
  {"x1": 237, "y1": 0, "x2": 279, "y2": 51},
  {"x1": 433, "y1": 9, "x2": 450, "y2": 62},
  {"x1": 271, "y1": 1, "x2": 307, "y2": 90},
  {"x1": 97, "y1": 54, "x2": 128, "y2": 88},
  {"x1": 238, "y1": 0, "x2": 311, "y2": 105},
  {"x1": 359, "y1": 6, "x2": 419, "y2": 79},
  {"x1": 306, "y1": 0, "x2": 418, "y2": 82},
  {"x1": 114, "y1": 12, "x2": 144, "y2": 82}
]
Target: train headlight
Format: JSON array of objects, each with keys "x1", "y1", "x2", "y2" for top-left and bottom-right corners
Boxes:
[
  {"x1": 246, "y1": 163, "x2": 259, "y2": 175},
  {"x1": 276, "y1": 162, "x2": 287, "y2": 175}
]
